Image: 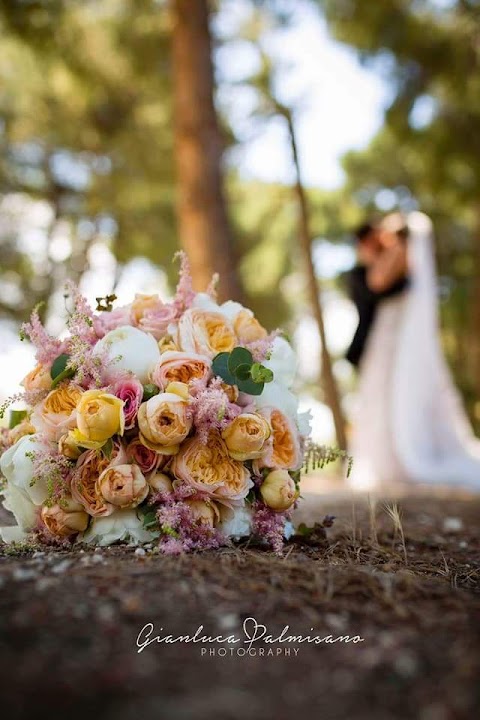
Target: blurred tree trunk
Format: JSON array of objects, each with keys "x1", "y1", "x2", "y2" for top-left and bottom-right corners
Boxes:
[
  {"x1": 285, "y1": 110, "x2": 347, "y2": 451},
  {"x1": 469, "y1": 205, "x2": 480, "y2": 405},
  {"x1": 171, "y1": 0, "x2": 243, "y2": 302}
]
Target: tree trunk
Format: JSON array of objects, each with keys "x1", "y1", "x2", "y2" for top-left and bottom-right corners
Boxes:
[
  {"x1": 171, "y1": 0, "x2": 243, "y2": 302},
  {"x1": 469, "y1": 204, "x2": 480, "y2": 426},
  {"x1": 285, "y1": 112, "x2": 348, "y2": 450}
]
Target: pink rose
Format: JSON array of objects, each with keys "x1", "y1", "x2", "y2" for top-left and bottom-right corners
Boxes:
[
  {"x1": 131, "y1": 294, "x2": 177, "y2": 340},
  {"x1": 112, "y1": 377, "x2": 143, "y2": 429},
  {"x1": 126, "y1": 437, "x2": 165, "y2": 474},
  {"x1": 93, "y1": 306, "x2": 132, "y2": 338},
  {"x1": 151, "y1": 351, "x2": 211, "y2": 391}
]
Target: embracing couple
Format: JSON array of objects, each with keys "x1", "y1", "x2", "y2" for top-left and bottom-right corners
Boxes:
[{"x1": 347, "y1": 212, "x2": 480, "y2": 491}]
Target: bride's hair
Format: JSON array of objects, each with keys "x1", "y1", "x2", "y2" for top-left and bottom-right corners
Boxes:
[{"x1": 381, "y1": 212, "x2": 409, "y2": 241}]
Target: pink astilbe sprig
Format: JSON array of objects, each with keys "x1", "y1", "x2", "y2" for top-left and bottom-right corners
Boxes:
[
  {"x1": 188, "y1": 377, "x2": 242, "y2": 443},
  {"x1": 156, "y1": 499, "x2": 223, "y2": 554},
  {"x1": 246, "y1": 329, "x2": 280, "y2": 363},
  {"x1": 26, "y1": 440, "x2": 74, "y2": 506},
  {"x1": 172, "y1": 251, "x2": 196, "y2": 315},
  {"x1": 64, "y1": 280, "x2": 97, "y2": 348},
  {"x1": 20, "y1": 307, "x2": 65, "y2": 366},
  {"x1": 252, "y1": 500, "x2": 288, "y2": 555}
]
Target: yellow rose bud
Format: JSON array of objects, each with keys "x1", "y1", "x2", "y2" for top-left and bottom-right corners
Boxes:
[
  {"x1": 97, "y1": 464, "x2": 148, "y2": 509},
  {"x1": 41, "y1": 498, "x2": 89, "y2": 537},
  {"x1": 260, "y1": 469, "x2": 298, "y2": 512},
  {"x1": 222, "y1": 413, "x2": 271, "y2": 461},
  {"x1": 185, "y1": 498, "x2": 219, "y2": 527},
  {"x1": 76, "y1": 390, "x2": 125, "y2": 445},
  {"x1": 233, "y1": 309, "x2": 267, "y2": 344},
  {"x1": 58, "y1": 433, "x2": 83, "y2": 460},
  {"x1": 148, "y1": 472, "x2": 174, "y2": 494}
]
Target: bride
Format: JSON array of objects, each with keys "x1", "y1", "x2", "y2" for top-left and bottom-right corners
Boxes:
[{"x1": 348, "y1": 211, "x2": 480, "y2": 491}]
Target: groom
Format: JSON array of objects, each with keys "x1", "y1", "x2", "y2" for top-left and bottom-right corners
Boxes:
[{"x1": 346, "y1": 221, "x2": 409, "y2": 367}]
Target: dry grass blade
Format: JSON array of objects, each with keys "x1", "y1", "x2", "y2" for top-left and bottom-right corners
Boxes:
[{"x1": 384, "y1": 502, "x2": 408, "y2": 565}]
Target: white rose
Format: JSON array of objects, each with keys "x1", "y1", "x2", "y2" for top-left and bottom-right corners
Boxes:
[
  {"x1": 0, "y1": 434, "x2": 49, "y2": 505},
  {"x1": 0, "y1": 483, "x2": 37, "y2": 542},
  {"x1": 93, "y1": 326, "x2": 160, "y2": 384},
  {"x1": 254, "y1": 382, "x2": 299, "y2": 424},
  {"x1": 218, "y1": 505, "x2": 252, "y2": 539},
  {"x1": 297, "y1": 408, "x2": 313, "y2": 437},
  {"x1": 80, "y1": 508, "x2": 158, "y2": 546},
  {"x1": 263, "y1": 337, "x2": 296, "y2": 389}
]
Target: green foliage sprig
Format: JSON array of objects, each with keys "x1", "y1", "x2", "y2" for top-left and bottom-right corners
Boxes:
[
  {"x1": 212, "y1": 347, "x2": 274, "y2": 396},
  {"x1": 95, "y1": 294, "x2": 117, "y2": 312}
]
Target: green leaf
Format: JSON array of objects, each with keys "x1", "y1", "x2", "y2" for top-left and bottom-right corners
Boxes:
[
  {"x1": 212, "y1": 352, "x2": 236, "y2": 385},
  {"x1": 250, "y1": 362, "x2": 274, "y2": 384},
  {"x1": 228, "y1": 347, "x2": 253, "y2": 374},
  {"x1": 143, "y1": 384, "x2": 160, "y2": 401},
  {"x1": 296, "y1": 522, "x2": 315, "y2": 538},
  {"x1": 9, "y1": 409, "x2": 28, "y2": 430},
  {"x1": 142, "y1": 510, "x2": 158, "y2": 530},
  {"x1": 50, "y1": 354, "x2": 76, "y2": 388},
  {"x1": 101, "y1": 438, "x2": 114, "y2": 460},
  {"x1": 50, "y1": 354, "x2": 70, "y2": 380},
  {"x1": 237, "y1": 377, "x2": 264, "y2": 396},
  {"x1": 234, "y1": 363, "x2": 252, "y2": 381}
]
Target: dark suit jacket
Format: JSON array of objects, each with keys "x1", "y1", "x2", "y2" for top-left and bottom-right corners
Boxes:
[{"x1": 346, "y1": 265, "x2": 409, "y2": 367}]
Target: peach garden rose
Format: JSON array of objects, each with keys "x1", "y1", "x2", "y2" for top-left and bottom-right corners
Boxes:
[
  {"x1": 31, "y1": 384, "x2": 83, "y2": 441},
  {"x1": 151, "y1": 351, "x2": 211, "y2": 391},
  {"x1": 171, "y1": 432, "x2": 253, "y2": 505},
  {"x1": 176, "y1": 308, "x2": 236, "y2": 358},
  {"x1": 97, "y1": 464, "x2": 148, "y2": 509},
  {"x1": 71, "y1": 442, "x2": 127, "y2": 517},
  {"x1": 41, "y1": 498, "x2": 89, "y2": 538}
]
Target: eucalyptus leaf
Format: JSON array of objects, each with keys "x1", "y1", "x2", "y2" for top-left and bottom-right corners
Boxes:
[
  {"x1": 250, "y1": 362, "x2": 274, "y2": 384},
  {"x1": 228, "y1": 347, "x2": 253, "y2": 374},
  {"x1": 212, "y1": 352, "x2": 236, "y2": 385},
  {"x1": 237, "y1": 377, "x2": 264, "y2": 396},
  {"x1": 234, "y1": 363, "x2": 252, "y2": 381}
]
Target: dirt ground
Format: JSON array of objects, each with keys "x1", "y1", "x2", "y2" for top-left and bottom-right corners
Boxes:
[{"x1": 0, "y1": 490, "x2": 479, "y2": 720}]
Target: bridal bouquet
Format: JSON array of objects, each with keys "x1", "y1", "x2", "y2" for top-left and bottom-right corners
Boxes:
[{"x1": 0, "y1": 254, "x2": 332, "y2": 554}]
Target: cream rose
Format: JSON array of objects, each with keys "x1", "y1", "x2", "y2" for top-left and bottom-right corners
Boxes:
[
  {"x1": 97, "y1": 464, "x2": 148, "y2": 509},
  {"x1": 171, "y1": 432, "x2": 253, "y2": 505},
  {"x1": 260, "y1": 469, "x2": 298, "y2": 511},
  {"x1": 72, "y1": 390, "x2": 125, "y2": 449},
  {"x1": 41, "y1": 498, "x2": 89, "y2": 537},
  {"x1": 151, "y1": 351, "x2": 211, "y2": 390},
  {"x1": 176, "y1": 309, "x2": 236, "y2": 358},
  {"x1": 137, "y1": 391, "x2": 192, "y2": 454},
  {"x1": 222, "y1": 413, "x2": 271, "y2": 461},
  {"x1": 31, "y1": 384, "x2": 83, "y2": 441}
]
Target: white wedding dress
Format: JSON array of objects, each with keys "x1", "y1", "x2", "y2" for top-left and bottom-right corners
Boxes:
[{"x1": 349, "y1": 211, "x2": 480, "y2": 491}]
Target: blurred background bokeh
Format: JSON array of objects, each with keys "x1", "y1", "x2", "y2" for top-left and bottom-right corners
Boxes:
[{"x1": 1, "y1": 0, "x2": 479, "y2": 449}]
